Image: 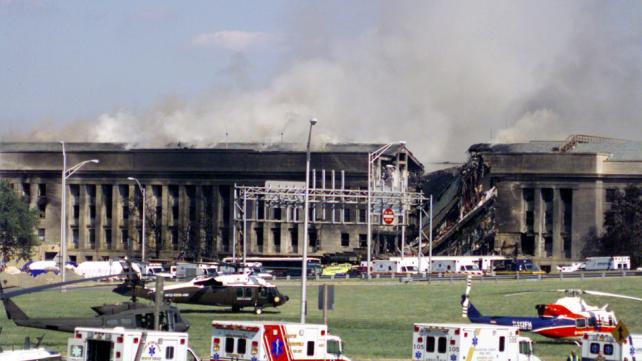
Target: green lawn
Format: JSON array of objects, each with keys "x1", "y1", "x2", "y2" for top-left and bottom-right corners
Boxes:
[{"x1": 1, "y1": 276, "x2": 641, "y2": 361}]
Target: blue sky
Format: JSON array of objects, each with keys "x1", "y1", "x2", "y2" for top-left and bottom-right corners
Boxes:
[{"x1": 1, "y1": 1, "x2": 640, "y2": 162}]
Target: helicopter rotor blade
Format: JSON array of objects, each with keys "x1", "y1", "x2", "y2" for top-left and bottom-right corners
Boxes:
[
  {"x1": 0, "y1": 273, "x2": 134, "y2": 299},
  {"x1": 501, "y1": 290, "x2": 559, "y2": 297},
  {"x1": 582, "y1": 290, "x2": 642, "y2": 302}
]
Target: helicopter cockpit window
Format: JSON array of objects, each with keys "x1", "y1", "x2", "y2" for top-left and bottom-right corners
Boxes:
[
  {"x1": 236, "y1": 288, "x2": 243, "y2": 298},
  {"x1": 576, "y1": 319, "x2": 586, "y2": 328},
  {"x1": 588, "y1": 318, "x2": 597, "y2": 327},
  {"x1": 259, "y1": 287, "x2": 268, "y2": 297},
  {"x1": 136, "y1": 313, "x2": 155, "y2": 329}
]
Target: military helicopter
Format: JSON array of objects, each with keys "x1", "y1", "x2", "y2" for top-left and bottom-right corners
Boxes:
[
  {"x1": 113, "y1": 263, "x2": 289, "y2": 314},
  {"x1": 461, "y1": 276, "x2": 642, "y2": 339},
  {"x1": 1, "y1": 274, "x2": 189, "y2": 333}
]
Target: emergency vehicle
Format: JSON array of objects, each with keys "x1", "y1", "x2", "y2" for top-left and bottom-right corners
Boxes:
[
  {"x1": 210, "y1": 321, "x2": 350, "y2": 361},
  {"x1": 583, "y1": 257, "x2": 631, "y2": 271},
  {"x1": 66, "y1": 327, "x2": 200, "y2": 361},
  {"x1": 580, "y1": 332, "x2": 642, "y2": 361},
  {"x1": 412, "y1": 323, "x2": 541, "y2": 361}
]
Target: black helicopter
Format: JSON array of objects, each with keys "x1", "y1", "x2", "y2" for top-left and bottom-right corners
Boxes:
[
  {"x1": 0, "y1": 274, "x2": 189, "y2": 333},
  {"x1": 113, "y1": 263, "x2": 289, "y2": 314}
]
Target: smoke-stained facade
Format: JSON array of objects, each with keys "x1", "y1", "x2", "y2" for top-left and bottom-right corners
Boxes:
[
  {"x1": 0, "y1": 142, "x2": 423, "y2": 263},
  {"x1": 473, "y1": 135, "x2": 642, "y2": 266}
]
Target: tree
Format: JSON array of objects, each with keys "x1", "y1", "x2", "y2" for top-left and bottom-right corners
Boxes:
[
  {"x1": 0, "y1": 180, "x2": 40, "y2": 263},
  {"x1": 587, "y1": 185, "x2": 642, "y2": 267}
]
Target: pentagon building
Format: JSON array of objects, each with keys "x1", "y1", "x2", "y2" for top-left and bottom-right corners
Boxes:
[
  {"x1": 473, "y1": 135, "x2": 642, "y2": 264},
  {"x1": 0, "y1": 142, "x2": 423, "y2": 262}
]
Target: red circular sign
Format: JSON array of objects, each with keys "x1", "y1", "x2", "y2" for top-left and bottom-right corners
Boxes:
[{"x1": 382, "y1": 208, "x2": 395, "y2": 224}]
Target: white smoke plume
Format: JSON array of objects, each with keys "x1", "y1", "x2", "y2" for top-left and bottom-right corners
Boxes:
[{"x1": 6, "y1": 1, "x2": 642, "y2": 165}]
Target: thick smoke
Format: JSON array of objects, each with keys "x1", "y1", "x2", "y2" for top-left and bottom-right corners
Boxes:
[{"x1": 6, "y1": 1, "x2": 642, "y2": 164}]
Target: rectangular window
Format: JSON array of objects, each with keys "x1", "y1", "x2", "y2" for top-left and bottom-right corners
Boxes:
[
  {"x1": 359, "y1": 234, "x2": 367, "y2": 248},
  {"x1": 89, "y1": 228, "x2": 96, "y2": 249},
  {"x1": 121, "y1": 229, "x2": 129, "y2": 249},
  {"x1": 426, "y1": 336, "x2": 435, "y2": 352},
  {"x1": 72, "y1": 228, "x2": 79, "y2": 249},
  {"x1": 290, "y1": 228, "x2": 298, "y2": 253},
  {"x1": 306, "y1": 341, "x2": 315, "y2": 356},
  {"x1": 590, "y1": 343, "x2": 599, "y2": 354},
  {"x1": 105, "y1": 229, "x2": 112, "y2": 249},
  {"x1": 604, "y1": 344, "x2": 614, "y2": 355},
  {"x1": 272, "y1": 228, "x2": 281, "y2": 253},
  {"x1": 38, "y1": 228, "x2": 45, "y2": 242},
  {"x1": 225, "y1": 338, "x2": 235, "y2": 353},
  {"x1": 341, "y1": 233, "x2": 350, "y2": 247},
  {"x1": 256, "y1": 228, "x2": 264, "y2": 253},
  {"x1": 237, "y1": 339, "x2": 247, "y2": 354},
  {"x1": 437, "y1": 337, "x2": 447, "y2": 353},
  {"x1": 165, "y1": 346, "x2": 174, "y2": 359},
  {"x1": 274, "y1": 208, "x2": 282, "y2": 220},
  {"x1": 358, "y1": 208, "x2": 366, "y2": 223},
  {"x1": 499, "y1": 336, "x2": 505, "y2": 352},
  {"x1": 344, "y1": 207, "x2": 351, "y2": 222}
]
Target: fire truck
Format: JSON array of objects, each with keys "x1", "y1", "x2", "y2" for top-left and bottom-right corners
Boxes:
[
  {"x1": 412, "y1": 323, "x2": 541, "y2": 361},
  {"x1": 210, "y1": 321, "x2": 350, "y2": 361},
  {"x1": 66, "y1": 327, "x2": 200, "y2": 361},
  {"x1": 580, "y1": 332, "x2": 642, "y2": 360}
]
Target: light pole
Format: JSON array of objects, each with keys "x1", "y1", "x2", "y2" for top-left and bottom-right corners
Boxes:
[
  {"x1": 367, "y1": 141, "x2": 405, "y2": 278},
  {"x1": 60, "y1": 141, "x2": 99, "y2": 288},
  {"x1": 127, "y1": 177, "x2": 146, "y2": 263},
  {"x1": 300, "y1": 117, "x2": 317, "y2": 324}
]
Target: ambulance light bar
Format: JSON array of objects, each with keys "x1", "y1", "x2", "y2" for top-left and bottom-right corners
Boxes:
[{"x1": 212, "y1": 323, "x2": 260, "y2": 332}]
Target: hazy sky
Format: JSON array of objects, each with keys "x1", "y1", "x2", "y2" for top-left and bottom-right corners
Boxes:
[{"x1": 1, "y1": 1, "x2": 640, "y2": 163}]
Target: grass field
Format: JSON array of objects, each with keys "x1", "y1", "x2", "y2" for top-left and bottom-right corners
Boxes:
[{"x1": 1, "y1": 276, "x2": 641, "y2": 360}]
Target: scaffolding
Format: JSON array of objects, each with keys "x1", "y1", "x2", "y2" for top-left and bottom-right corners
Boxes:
[{"x1": 231, "y1": 176, "x2": 428, "y2": 265}]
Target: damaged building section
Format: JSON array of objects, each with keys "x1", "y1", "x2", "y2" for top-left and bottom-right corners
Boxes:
[{"x1": 420, "y1": 135, "x2": 642, "y2": 269}]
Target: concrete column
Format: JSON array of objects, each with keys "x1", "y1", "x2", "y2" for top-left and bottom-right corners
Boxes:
[
  {"x1": 29, "y1": 183, "x2": 38, "y2": 209},
  {"x1": 533, "y1": 187, "x2": 544, "y2": 257},
  {"x1": 211, "y1": 185, "x2": 220, "y2": 256},
  {"x1": 112, "y1": 185, "x2": 121, "y2": 250},
  {"x1": 298, "y1": 223, "x2": 305, "y2": 256},
  {"x1": 96, "y1": 184, "x2": 104, "y2": 251},
  {"x1": 128, "y1": 184, "x2": 136, "y2": 251},
  {"x1": 552, "y1": 188, "x2": 564, "y2": 259},
  {"x1": 264, "y1": 221, "x2": 273, "y2": 255},
  {"x1": 161, "y1": 185, "x2": 170, "y2": 251},
  {"x1": 195, "y1": 186, "x2": 204, "y2": 260},
  {"x1": 79, "y1": 184, "x2": 88, "y2": 250},
  {"x1": 179, "y1": 185, "x2": 187, "y2": 252}
]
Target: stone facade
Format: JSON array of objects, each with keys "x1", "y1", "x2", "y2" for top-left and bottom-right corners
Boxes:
[
  {"x1": 0, "y1": 142, "x2": 423, "y2": 262},
  {"x1": 474, "y1": 136, "x2": 642, "y2": 266}
]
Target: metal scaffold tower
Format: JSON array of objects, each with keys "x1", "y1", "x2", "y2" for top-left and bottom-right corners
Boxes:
[{"x1": 231, "y1": 174, "x2": 429, "y2": 275}]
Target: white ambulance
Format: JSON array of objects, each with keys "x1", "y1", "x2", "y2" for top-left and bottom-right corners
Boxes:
[
  {"x1": 66, "y1": 327, "x2": 200, "y2": 361},
  {"x1": 210, "y1": 321, "x2": 350, "y2": 361},
  {"x1": 412, "y1": 323, "x2": 541, "y2": 361},
  {"x1": 580, "y1": 332, "x2": 642, "y2": 360}
]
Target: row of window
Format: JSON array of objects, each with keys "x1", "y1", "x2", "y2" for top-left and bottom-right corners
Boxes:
[
  {"x1": 223, "y1": 337, "x2": 316, "y2": 356},
  {"x1": 423, "y1": 336, "x2": 506, "y2": 353}
]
